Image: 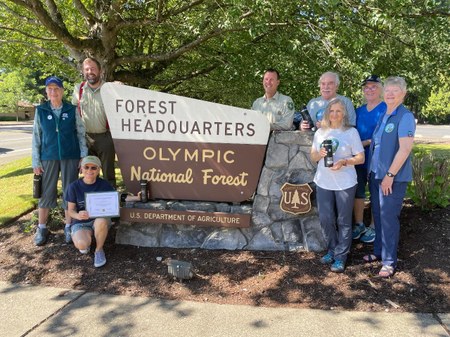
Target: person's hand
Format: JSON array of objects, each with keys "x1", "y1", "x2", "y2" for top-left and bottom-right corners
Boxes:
[
  {"x1": 330, "y1": 159, "x2": 346, "y2": 171},
  {"x1": 33, "y1": 167, "x2": 43, "y2": 175},
  {"x1": 315, "y1": 120, "x2": 322, "y2": 129},
  {"x1": 300, "y1": 120, "x2": 311, "y2": 131},
  {"x1": 78, "y1": 210, "x2": 90, "y2": 220},
  {"x1": 362, "y1": 139, "x2": 372, "y2": 147},
  {"x1": 381, "y1": 176, "x2": 394, "y2": 195},
  {"x1": 319, "y1": 146, "x2": 327, "y2": 158}
]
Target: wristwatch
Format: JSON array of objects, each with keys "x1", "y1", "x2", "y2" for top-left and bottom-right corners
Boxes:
[{"x1": 386, "y1": 171, "x2": 395, "y2": 177}]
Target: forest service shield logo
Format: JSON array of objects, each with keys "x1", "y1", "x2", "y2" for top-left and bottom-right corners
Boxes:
[{"x1": 280, "y1": 183, "x2": 313, "y2": 215}]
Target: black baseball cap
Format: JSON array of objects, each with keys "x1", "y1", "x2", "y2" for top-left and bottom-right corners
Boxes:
[{"x1": 361, "y1": 75, "x2": 382, "y2": 86}]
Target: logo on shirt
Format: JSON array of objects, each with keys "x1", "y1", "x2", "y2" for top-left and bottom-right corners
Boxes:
[
  {"x1": 316, "y1": 108, "x2": 325, "y2": 121},
  {"x1": 331, "y1": 138, "x2": 339, "y2": 153},
  {"x1": 287, "y1": 102, "x2": 294, "y2": 110},
  {"x1": 385, "y1": 123, "x2": 395, "y2": 133},
  {"x1": 61, "y1": 113, "x2": 69, "y2": 120}
]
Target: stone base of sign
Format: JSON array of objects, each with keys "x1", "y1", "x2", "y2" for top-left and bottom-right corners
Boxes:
[{"x1": 116, "y1": 131, "x2": 327, "y2": 252}]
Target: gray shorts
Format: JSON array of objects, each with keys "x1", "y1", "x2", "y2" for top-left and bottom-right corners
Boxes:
[
  {"x1": 71, "y1": 218, "x2": 112, "y2": 234},
  {"x1": 39, "y1": 159, "x2": 79, "y2": 209}
]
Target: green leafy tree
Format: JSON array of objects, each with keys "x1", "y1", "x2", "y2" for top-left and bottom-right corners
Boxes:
[
  {"x1": 0, "y1": 69, "x2": 41, "y2": 114},
  {"x1": 0, "y1": 0, "x2": 448, "y2": 109},
  {"x1": 421, "y1": 76, "x2": 450, "y2": 124}
]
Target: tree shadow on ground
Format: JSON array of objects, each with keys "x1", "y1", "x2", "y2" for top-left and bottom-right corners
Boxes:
[{"x1": 0, "y1": 204, "x2": 448, "y2": 314}]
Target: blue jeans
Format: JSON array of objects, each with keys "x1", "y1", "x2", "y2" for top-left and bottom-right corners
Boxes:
[
  {"x1": 316, "y1": 185, "x2": 357, "y2": 262},
  {"x1": 369, "y1": 173, "x2": 407, "y2": 267}
]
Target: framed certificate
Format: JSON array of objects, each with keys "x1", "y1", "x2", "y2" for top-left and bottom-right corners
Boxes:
[{"x1": 85, "y1": 191, "x2": 120, "y2": 218}]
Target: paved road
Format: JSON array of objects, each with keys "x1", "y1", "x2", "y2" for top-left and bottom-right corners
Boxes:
[
  {"x1": 0, "y1": 122, "x2": 33, "y2": 166},
  {"x1": 0, "y1": 122, "x2": 448, "y2": 167},
  {"x1": 414, "y1": 124, "x2": 450, "y2": 140}
]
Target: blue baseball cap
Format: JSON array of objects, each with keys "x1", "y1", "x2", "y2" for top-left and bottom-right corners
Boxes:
[
  {"x1": 361, "y1": 75, "x2": 382, "y2": 86},
  {"x1": 45, "y1": 76, "x2": 64, "y2": 88}
]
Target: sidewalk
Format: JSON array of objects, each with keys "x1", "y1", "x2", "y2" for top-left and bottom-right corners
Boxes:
[{"x1": 1, "y1": 281, "x2": 448, "y2": 337}]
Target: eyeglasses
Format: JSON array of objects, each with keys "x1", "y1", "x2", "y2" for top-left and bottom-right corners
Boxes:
[
  {"x1": 83, "y1": 165, "x2": 98, "y2": 171},
  {"x1": 363, "y1": 86, "x2": 378, "y2": 91}
]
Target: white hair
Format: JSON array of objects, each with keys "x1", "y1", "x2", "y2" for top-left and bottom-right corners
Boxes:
[
  {"x1": 384, "y1": 76, "x2": 407, "y2": 93},
  {"x1": 319, "y1": 71, "x2": 340, "y2": 87}
]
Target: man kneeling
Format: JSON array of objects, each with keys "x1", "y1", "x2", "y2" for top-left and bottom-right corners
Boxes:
[{"x1": 65, "y1": 156, "x2": 115, "y2": 268}]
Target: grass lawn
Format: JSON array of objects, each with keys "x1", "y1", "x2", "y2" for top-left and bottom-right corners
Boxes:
[
  {"x1": 0, "y1": 158, "x2": 124, "y2": 227},
  {"x1": 0, "y1": 143, "x2": 447, "y2": 226},
  {"x1": 0, "y1": 157, "x2": 36, "y2": 226},
  {"x1": 413, "y1": 143, "x2": 450, "y2": 158}
]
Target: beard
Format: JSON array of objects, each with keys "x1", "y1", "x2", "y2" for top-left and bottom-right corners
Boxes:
[{"x1": 84, "y1": 74, "x2": 100, "y2": 85}]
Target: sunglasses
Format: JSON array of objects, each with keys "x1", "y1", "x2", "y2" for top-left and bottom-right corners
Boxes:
[{"x1": 83, "y1": 165, "x2": 99, "y2": 171}]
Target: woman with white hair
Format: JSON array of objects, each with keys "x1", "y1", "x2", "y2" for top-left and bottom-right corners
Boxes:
[{"x1": 364, "y1": 76, "x2": 415, "y2": 278}]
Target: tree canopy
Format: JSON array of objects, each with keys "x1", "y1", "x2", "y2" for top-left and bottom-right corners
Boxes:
[
  {"x1": 0, "y1": 69, "x2": 41, "y2": 113},
  {"x1": 0, "y1": 0, "x2": 449, "y2": 115}
]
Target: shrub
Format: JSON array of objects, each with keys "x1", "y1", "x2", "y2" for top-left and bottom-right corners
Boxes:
[
  {"x1": 421, "y1": 77, "x2": 450, "y2": 125},
  {"x1": 407, "y1": 149, "x2": 450, "y2": 210}
]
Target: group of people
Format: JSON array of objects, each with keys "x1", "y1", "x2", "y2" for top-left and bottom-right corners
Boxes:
[
  {"x1": 252, "y1": 70, "x2": 415, "y2": 277},
  {"x1": 32, "y1": 58, "x2": 116, "y2": 268},
  {"x1": 32, "y1": 63, "x2": 415, "y2": 276}
]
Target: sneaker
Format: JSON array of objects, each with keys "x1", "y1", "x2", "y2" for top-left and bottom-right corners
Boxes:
[
  {"x1": 352, "y1": 223, "x2": 367, "y2": 240},
  {"x1": 34, "y1": 227, "x2": 49, "y2": 246},
  {"x1": 94, "y1": 250, "x2": 106, "y2": 268},
  {"x1": 64, "y1": 226, "x2": 72, "y2": 244},
  {"x1": 320, "y1": 252, "x2": 334, "y2": 265},
  {"x1": 360, "y1": 227, "x2": 376, "y2": 243},
  {"x1": 330, "y1": 260, "x2": 345, "y2": 273}
]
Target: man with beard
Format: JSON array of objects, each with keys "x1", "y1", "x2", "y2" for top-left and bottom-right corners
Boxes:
[
  {"x1": 72, "y1": 57, "x2": 116, "y2": 187},
  {"x1": 300, "y1": 71, "x2": 355, "y2": 131},
  {"x1": 252, "y1": 69, "x2": 295, "y2": 131}
]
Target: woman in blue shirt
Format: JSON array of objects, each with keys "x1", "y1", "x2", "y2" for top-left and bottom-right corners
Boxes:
[{"x1": 365, "y1": 77, "x2": 415, "y2": 278}]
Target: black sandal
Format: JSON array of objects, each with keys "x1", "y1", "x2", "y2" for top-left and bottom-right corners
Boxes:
[{"x1": 363, "y1": 254, "x2": 380, "y2": 263}]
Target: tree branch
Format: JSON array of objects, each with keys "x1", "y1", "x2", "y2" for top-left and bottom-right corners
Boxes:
[
  {"x1": 116, "y1": 0, "x2": 207, "y2": 29},
  {"x1": 72, "y1": 0, "x2": 96, "y2": 26},
  {"x1": 8, "y1": 0, "x2": 97, "y2": 51},
  {"x1": 0, "y1": 2, "x2": 40, "y2": 24},
  {"x1": 44, "y1": 0, "x2": 65, "y2": 27},
  {"x1": 399, "y1": 11, "x2": 450, "y2": 18},
  {"x1": 0, "y1": 39, "x2": 73, "y2": 67},
  {"x1": 0, "y1": 25, "x2": 57, "y2": 41},
  {"x1": 114, "y1": 27, "x2": 246, "y2": 66},
  {"x1": 350, "y1": 19, "x2": 415, "y2": 48},
  {"x1": 165, "y1": 0, "x2": 205, "y2": 18},
  {"x1": 114, "y1": 63, "x2": 218, "y2": 88}
]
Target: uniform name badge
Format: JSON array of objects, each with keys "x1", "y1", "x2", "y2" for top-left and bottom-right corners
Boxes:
[{"x1": 85, "y1": 191, "x2": 120, "y2": 218}]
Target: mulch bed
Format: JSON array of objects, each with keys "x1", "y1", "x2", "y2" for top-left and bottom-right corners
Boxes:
[{"x1": 0, "y1": 201, "x2": 448, "y2": 313}]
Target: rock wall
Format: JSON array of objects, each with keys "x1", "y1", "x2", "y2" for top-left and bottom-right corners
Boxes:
[{"x1": 116, "y1": 131, "x2": 326, "y2": 252}]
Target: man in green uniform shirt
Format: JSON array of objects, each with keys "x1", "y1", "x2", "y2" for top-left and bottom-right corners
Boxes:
[
  {"x1": 72, "y1": 57, "x2": 116, "y2": 187},
  {"x1": 252, "y1": 69, "x2": 295, "y2": 131}
]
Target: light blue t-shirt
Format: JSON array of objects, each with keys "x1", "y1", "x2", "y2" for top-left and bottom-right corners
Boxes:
[{"x1": 370, "y1": 110, "x2": 416, "y2": 174}]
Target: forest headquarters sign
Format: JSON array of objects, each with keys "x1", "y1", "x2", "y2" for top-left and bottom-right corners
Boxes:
[{"x1": 101, "y1": 83, "x2": 271, "y2": 202}]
